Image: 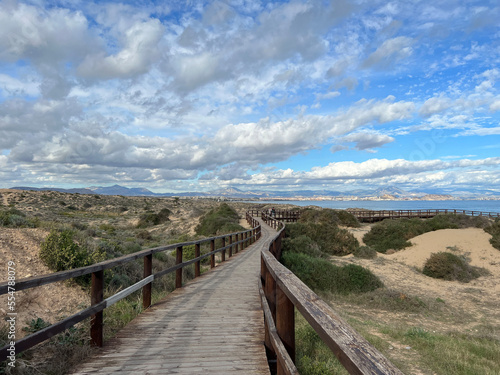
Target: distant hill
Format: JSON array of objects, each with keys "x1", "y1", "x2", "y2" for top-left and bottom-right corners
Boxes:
[{"x1": 9, "y1": 184, "x2": 500, "y2": 199}]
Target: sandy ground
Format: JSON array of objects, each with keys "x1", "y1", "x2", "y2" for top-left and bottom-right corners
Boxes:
[
  {"x1": 0, "y1": 228, "x2": 89, "y2": 339},
  {"x1": 340, "y1": 225, "x2": 500, "y2": 335}
]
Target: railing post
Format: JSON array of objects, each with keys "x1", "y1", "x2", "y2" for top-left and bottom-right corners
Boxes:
[
  {"x1": 221, "y1": 236, "x2": 226, "y2": 262},
  {"x1": 229, "y1": 235, "x2": 233, "y2": 257},
  {"x1": 143, "y1": 254, "x2": 152, "y2": 309},
  {"x1": 90, "y1": 270, "x2": 104, "y2": 347},
  {"x1": 235, "y1": 233, "x2": 239, "y2": 253},
  {"x1": 176, "y1": 246, "x2": 183, "y2": 289},
  {"x1": 195, "y1": 243, "x2": 201, "y2": 277},
  {"x1": 211, "y1": 239, "x2": 215, "y2": 268},
  {"x1": 276, "y1": 284, "x2": 295, "y2": 372},
  {"x1": 240, "y1": 233, "x2": 244, "y2": 252}
]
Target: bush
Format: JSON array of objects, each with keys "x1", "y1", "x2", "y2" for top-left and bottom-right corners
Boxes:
[
  {"x1": 422, "y1": 252, "x2": 483, "y2": 283},
  {"x1": 195, "y1": 203, "x2": 244, "y2": 236},
  {"x1": 363, "y1": 214, "x2": 487, "y2": 253},
  {"x1": 282, "y1": 235, "x2": 325, "y2": 258},
  {"x1": 136, "y1": 208, "x2": 171, "y2": 228},
  {"x1": 0, "y1": 208, "x2": 39, "y2": 228},
  {"x1": 285, "y1": 222, "x2": 358, "y2": 256},
  {"x1": 353, "y1": 246, "x2": 377, "y2": 259},
  {"x1": 299, "y1": 208, "x2": 360, "y2": 228},
  {"x1": 281, "y1": 252, "x2": 383, "y2": 295},
  {"x1": 39, "y1": 230, "x2": 106, "y2": 280},
  {"x1": 484, "y1": 219, "x2": 500, "y2": 251}
]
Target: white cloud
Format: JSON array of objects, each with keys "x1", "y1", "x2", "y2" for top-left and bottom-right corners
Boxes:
[
  {"x1": 342, "y1": 132, "x2": 395, "y2": 151},
  {"x1": 77, "y1": 19, "x2": 164, "y2": 79},
  {"x1": 419, "y1": 97, "x2": 451, "y2": 117},
  {"x1": 363, "y1": 36, "x2": 413, "y2": 68}
]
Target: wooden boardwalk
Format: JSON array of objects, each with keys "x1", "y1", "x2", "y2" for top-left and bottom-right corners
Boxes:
[{"x1": 70, "y1": 220, "x2": 274, "y2": 375}]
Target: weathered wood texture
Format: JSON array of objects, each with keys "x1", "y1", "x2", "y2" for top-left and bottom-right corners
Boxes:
[{"x1": 69, "y1": 225, "x2": 276, "y2": 375}]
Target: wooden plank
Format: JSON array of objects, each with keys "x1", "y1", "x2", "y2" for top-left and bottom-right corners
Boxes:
[{"x1": 70, "y1": 220, "x2": 275, "y2": 375}]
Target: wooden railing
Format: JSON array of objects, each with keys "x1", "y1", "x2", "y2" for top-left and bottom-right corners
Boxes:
[
  {"x1": 255, "y1": 211, "x2": 404, "y2": 375},
  {"x1": 348, "y1": 209, "x2": 500, "y2": 222},
  {"x1": 248, "y1": 209, "x2": 300, "y2": 223},
  {"x1": 0, "y1": 213, "x2": 262, "y2": 362}
]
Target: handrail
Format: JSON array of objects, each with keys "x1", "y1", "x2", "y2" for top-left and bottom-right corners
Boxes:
[
  {"x1": 254, "y1": 211, "x2": 404, "y2": 375},
  {"x1": 0, "y1": 213, "x2": 262, "y2": 362},
  {"x1": 348, "y1": 208, "x2": 500, "y2": 222}
]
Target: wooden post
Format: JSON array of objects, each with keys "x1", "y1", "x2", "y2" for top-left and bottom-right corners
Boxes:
[
  {"x1": 235, "y1": 233, "x2": 239, "y2": 253},
  {"x1": 276, "y1": 284, "x2": 295, "y2": 369},
  {"x1": 176, "y1": 246, "x2": 183, "y2": 289},
  {"x1": 221, "y1": 237, "x2": 226, "y2": 262},
  {"x1": 229, "y1": 235, "x2": 233, "y2": 257},
  {"x1": 195, "y1": 243, "x2": 201, "y2": 277},
  {"x1": 211, "y1": 239, "x2": 215, "y2": 268},
  {"x1": 239, "y1": 232, "x2": 244, "y2": 252},
  {"x1": 143, "y1": 254, "x2": 152, "y2": 309},
  {"x1": 90, "y1": 270, "x2": 104, "y2": 347}
]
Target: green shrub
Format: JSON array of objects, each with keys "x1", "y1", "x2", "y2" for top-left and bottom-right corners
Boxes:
[
  {"x1": 281, "y1": 252, "x2": 383, "y2": 295},
  {"x1": 422, "y1": 252, "x2": 483, "y2": 283},
  {"x1": 0, "y1": 208, "x2": 39, "y2": 228},
  {"x1": 353, "y1": 245, "x2": 377, "y2": 259},
  {"x1": 363, "y1": 214, "x2": 485, "y2": 253},
  {"x1": 195, "y1": 203, "x2": 244, "y2": 236},
  {"x1": 23, "y1": 317, "x2": 51, "y2": 333},
  {"x1": 39, "y1": 230, "x2": 106, "y2": 283},
  {"x1": 484, "y1": 219, "x2": 500, "y2": 251},
  {"x1": 299, "y1": 208, "x2": 360, "y2": 228},
  {"x1": 136, "y1": 208, "x2": 171, "y2": 228},
  {"x1": 285, "y1": 222, "x2": 358, "y2": 256},
  {"x1": 282, "y1": 235, "x2": 325, "y2": 258}
]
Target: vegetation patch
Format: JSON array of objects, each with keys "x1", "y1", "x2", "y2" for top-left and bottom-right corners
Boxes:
[
  {"x1": 363, "y1": 214, "x2": 491, "y2": 253},
  {"x1": 285, "y1": 222, "x2": 358, "y2": 256},
  {"x1": 281, "y1": 252, "x2": 383, "y2": 295},
  {"x1": 299, "y1": 208, "x2": 360, "y2": 228},
  {"x1": 295, "y1": 313, "x2": 349, "y2": 375},
  {"x1": 195, "y1": 203, "x2": 244, "y2": 236},
  {"x1": 136, "y1": 208, "x2": 171, "y2": 228},
  {"x1": 0, "y1": 208, "x2": 39, "y2": 228},
  {"x1": 39, "y1": 229, "x2": 106, "y2": 285},
  {"x1": 422, "y1": 252, "x2": 487, "y2": 283},
  {"x1": 353, "y1": 245, "x2": 377, "y2": 259},
  {"x1": 484, "y1": 218, "x2": 500, "y2": 250}
]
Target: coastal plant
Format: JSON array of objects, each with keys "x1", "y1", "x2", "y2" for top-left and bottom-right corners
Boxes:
[
  {"x1": 299, "y1": 208, "x2": 360, "y2": 228},
  {"x1": 195, "y1": 203, "x2": 244, "y2": 236},
  {"x1": 422, "y1": 252, "x2": 485, "y2": 283},
  {"x1": 285, "y1": 222, "x2": 359, "y2": 256},
  {"x1": 281, "y1": 252, "x2": 383, "y2": 295},
  {"x1": 39, "y1": 229, "x2": 106, "y2": 285},
  {"x1": 353, "y1": 245, "x2": 377, "y2": 259},
  {"x1": 136, "y1": 207, "x2": 171, "y2": 228},
  {"x1": 0, "y1": 208, "x2": 39, "y2": 228},
  {"x1": 363, "y1": 214, "x2": 490, "y2": 253},
  {"x1": 484, "y1": 218, "x2": 500, "y2": 250},
  {"x1": 282, "y1": 235, "x2": 325, "y2": 258}
]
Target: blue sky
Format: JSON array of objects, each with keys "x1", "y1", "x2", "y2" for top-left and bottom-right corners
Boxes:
[{"x1": 0, "y1": 0, "x2": 499, "y2": 193}]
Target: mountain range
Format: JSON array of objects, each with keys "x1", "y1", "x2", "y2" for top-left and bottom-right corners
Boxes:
[{"x1": 8, "y1": 184, "x2": 500, "y2": 199}]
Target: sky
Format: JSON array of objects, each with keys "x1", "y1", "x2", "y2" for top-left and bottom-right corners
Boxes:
[{"x1": 0, "y1": 0, "x2": 499, "y2": 194}]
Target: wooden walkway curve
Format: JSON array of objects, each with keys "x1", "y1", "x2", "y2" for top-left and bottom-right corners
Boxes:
[{"x1": 70, "y1": 219, "x2": 275, "y2": 375}]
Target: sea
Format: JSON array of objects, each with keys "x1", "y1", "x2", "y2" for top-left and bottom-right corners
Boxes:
[{"x1": 241, "y1": 200, "x2": 500, "y2": 214}]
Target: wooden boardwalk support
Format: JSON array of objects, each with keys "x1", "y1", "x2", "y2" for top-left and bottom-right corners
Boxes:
[{"x1": 69, "y1": 224, "x2": 277, "y2": 374}]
